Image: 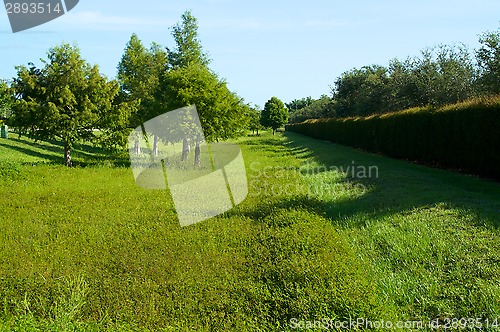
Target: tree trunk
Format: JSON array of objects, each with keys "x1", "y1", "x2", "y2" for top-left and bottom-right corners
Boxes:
[
  {"x1": 153, "y1": 135, "x2": 159, "y2": 156},
  {"x1": 257, "y1": 128, "x2": 259, "y2": 136},
  {"x1": 272, "y1": 129, "x2": 276, "y2": 135},
  {"x1": 134, "y1": 138, "x2": 141, "y2": 155},
  {"x1": 194, "y1": 134, "x2": 201, "y2": 168},
  {"x1": 181, "y1": 138, "x2": 190, "y2": 161},
  {"x1": 64, "y1": 142, "x2": 72, "y2": 167}
]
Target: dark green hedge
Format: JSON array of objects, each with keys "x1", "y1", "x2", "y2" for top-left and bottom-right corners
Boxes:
[{"x1": 287, "y1": 96, "x2": 500, "y2": 179}]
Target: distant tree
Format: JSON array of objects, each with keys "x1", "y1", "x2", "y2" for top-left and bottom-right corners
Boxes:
[
  {"x1": 476, "y1": 29, "x2": 500, "y2": 94},
  {"x1": 0, "y1": 80, "x2": 13, "y2": 122},
  {"x1": 248, "y1": 106, "x2": 263, "y2": 135},
  {"x1": 12, "y1": 44, "x2": 137, "y2": 166},
  {"x1": 261, "y1": 97, "x2": 288, "y2": 135},
  {"x1": 411, "y1": 45, "x2": 476, "y2": 106},
  {"x1": 286, "y1": 97, "x2": 314, "y2": 114},
  {"x1": 386, "y1": 57, "x2": 421, "y2": 111},
  {"x1": 289, "y1": 95, "x2": 335, "y2": 123},
  {"x1": 333, "y1": 65, "x2": 390, "y2": 117},
  {"x1": 332, "y1": 44, "x2": 477, "y2": 118},
  {"x1": 118, "y1": 34, "x2": 167, "y2": 155}
]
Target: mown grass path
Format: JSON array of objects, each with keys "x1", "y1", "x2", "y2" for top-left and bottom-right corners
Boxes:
[{"x1": 0, "y1": 132, "x2": 499, "y2": 331}]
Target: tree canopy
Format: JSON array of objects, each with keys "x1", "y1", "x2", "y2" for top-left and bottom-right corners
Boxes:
[
  {"x1": 476, "y1": 30, "x2": 500, "y2": 94},
  {"x1": 261, "y1": 97, "x2": 288, "y2": 134},
  {"x1": 0, "y1": 80, "x2": 13, "y2": 121},
  {"x1": 11, "y1": 43, "x2": 137, "y2": 166},
  {"x1": 117, "y1": 34, "x2": 167, "y2": 127},
  {"x1": 290, "y1": 34, "x2": 497, "y2": 123},
  {"x1": 166, "y1": 10, "x2": 209, "y2": 69},
  {"x1": 156, "y1": 11, "x2": 248, "y2": 143}
]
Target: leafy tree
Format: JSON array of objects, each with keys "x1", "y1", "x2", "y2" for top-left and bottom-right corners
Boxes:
[
  {"x1": 261, "y1": 97, "x2": 288, "y2": 134},
  {"x1": 167, "y1": 10, "x2": 209, "y2": 69},
  {"x1": 248, "y1": 106, "x2": 263, "y2": 135},
  {"x1": 333, "y1": 65, "x2": 390, "y2": 117},
  {"x1": 332, "y1": 44, "x2": 477, "y2": 118},
  {"x1": 159, "y1": 63, "x2": 246, "y2": 142},
  {"x1": 118, "y1": 34, "x2": 167, "y2": 155},
  {"x1": 386, "y1": 57, "x2": 421, "y2": 111},
  {"x1": 0, "y1": 80, "x2": 14, "y2": 122},
  {"x1": 411, "y1": 45, "x2": 476, "y2": 106},
  {"x1": 156, "y1": 11, "x2": 249, "y2": 165},
  {"x1": 476, "y1": 29, "x2": 500, "y2": 94},
  {"x1": 12, "y1": 43, "x2": 137, "y2": 166},
  {"x1": 286, "y1": 97, "x2": 314, "y2": 114},
  {"x1": 289, "y1": 95, "x2": 335, "y2": 123}
]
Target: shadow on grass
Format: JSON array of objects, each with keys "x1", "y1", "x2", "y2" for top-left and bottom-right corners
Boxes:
[
  {"x1": 237, "y1": 132, "x2": 500, "y2": 230},
  {"x1": 0, "y1": 135, "x2": 131, "y2": 168},
  {"x1": 0, "y1": 139, "x2": 63, "y2": 164}
]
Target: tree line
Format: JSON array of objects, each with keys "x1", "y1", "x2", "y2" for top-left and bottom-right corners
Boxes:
[
  {"x1": 288, "y1": 28, "x2": 500, "y2": 123},
  {"x1": 1, "y1": 11, "x2": 285, "y2": 166}
]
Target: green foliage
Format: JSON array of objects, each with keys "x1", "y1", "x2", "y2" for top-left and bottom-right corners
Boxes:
[
  {"x1": 0, "y1": 80, "x2": 14, "y2": 121},
  {"x1": 153, "y1": 11, "x2": 248, "y2": 142},
  {"x1": 159, "y1": 63, "x2": 247, "y2": 141},
  {"x1": 247, "y1": 107, "x2": 263, "y2": 134},
  {"x1": 288, "y1": 95, "x2": 335, "y2": 123},
  {"x1": 476, "y1": 28, "x2": 500, "y2": 94},
  {"x1": 331, "y1": 45, "x2": 477, "y2": 118},
  {"x1": 333, "y1": 65, "x2": 390, "y2": 117},
  {"x1": 411, "y1": 44, "x2": 477, "y2": 106},
  {"x1": 167, "y1": 10, "x2": 209, "y2": 69},
  {"x1": 285, "y1": 97, "x2": 314, "y2": 112},
  {"x1": 261, "y1": 96, "x2": 288, "y2": 134},
  {"x1": 288, "y1": 95, "x2": 500, "y2": 179},
  {"x1": 117, "y1": 34, "x2": 167, "y2": 127},
  {"x1": 11, "y1": 43, "x2": 137, "y2": 165}
]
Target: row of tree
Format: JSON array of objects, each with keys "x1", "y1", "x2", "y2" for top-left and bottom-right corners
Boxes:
[
  {"x1": 2, "y1": 11, "x2": 286, "y2": 166},
  {"x1": 288, "y1": 28, "x2": 500, "y2": 122}
]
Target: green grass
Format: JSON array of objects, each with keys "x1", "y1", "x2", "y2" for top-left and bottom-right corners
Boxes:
[{"x1": 0, "y1": 131, "x2": 499, "y2": 331}]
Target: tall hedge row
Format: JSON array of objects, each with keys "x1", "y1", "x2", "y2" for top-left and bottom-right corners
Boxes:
[{"x1": 287, "y1": 96, "x2": 500, "y2": 179}]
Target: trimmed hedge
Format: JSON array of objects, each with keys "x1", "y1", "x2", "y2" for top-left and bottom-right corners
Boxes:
[{"x1": 287, "y1": 96, "x2": 500, "y2": 179}]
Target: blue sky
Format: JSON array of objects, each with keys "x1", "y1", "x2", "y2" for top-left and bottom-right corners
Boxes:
[{"x1": 1, "y1": 0, "x2": 500, "y2": 108}]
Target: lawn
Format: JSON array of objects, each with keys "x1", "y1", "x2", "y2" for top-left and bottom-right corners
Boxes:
[{"x1": 0, "y1": 131, "x2": 499, "y2": 331}]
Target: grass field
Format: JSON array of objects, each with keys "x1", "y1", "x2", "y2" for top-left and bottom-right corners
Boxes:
[{"x1": 0, "y1": 131, "x2": 499, "y2": 331}]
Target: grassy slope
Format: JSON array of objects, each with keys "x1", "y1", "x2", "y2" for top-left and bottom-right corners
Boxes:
[{"x1": 0, "y1": 132, "x2": 499, "y2": 331}]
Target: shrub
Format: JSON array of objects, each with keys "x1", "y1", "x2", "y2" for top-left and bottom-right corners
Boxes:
[{"x1": 287, "y1": 96, "x2": 500, "y2": 179}]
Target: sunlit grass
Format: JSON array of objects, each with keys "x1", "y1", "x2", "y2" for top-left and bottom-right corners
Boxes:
[{"x1": 0, "y1": 131, "x2": 499, "y2": 331}]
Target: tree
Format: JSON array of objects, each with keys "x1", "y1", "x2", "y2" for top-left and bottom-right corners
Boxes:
[
  {"x1": 159, "y1": 63, "x2": 247, "y2": 142},
  {"x1": 156, "y1": 11, "x2": 249, "y2": 165},
  {"x1": 11, "y1": 43, "x2": 137, "y2": 166},
  {"x1": 386, "y1": 57, "x2": 421, "y2": 112},
  {"x1": 410, "y1": 45, "x2": 476, "y2": 106},
  {"x1": 333, "y1": 65, "x2": 390, "y2": 117},
  {"x1": 286, "y1": 97, "x2": 314, "y2": 114},
  {"x1": 118, "y1": 34, "x2": 167, "y2": 155},
  {"x1": 289, "y1": 95, "x2": 336, "y2": 123},
  {"x1": 0, "y1": 80, "x2": 13, "y2": 122},
  {"x1": 476, "y1": 29, "x2": 500, "y2": 94},
  {"x1": 166, "y1": 10, "x2": 209, "y2": 69},
  {"x1": 261, "y1": 97, "x2": 288, "y2": 135},
  {"x1": 248, "y1": 106, "x2": 263, "y2": 135}
]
